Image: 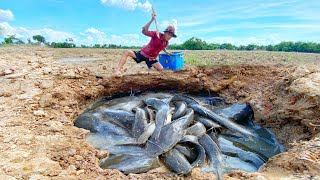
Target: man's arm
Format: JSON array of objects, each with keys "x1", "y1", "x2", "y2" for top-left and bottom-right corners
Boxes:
[
  {"x1": 163, "y1": 48, "x2": 171, "y2": 55},
  {"x1": 142, "y1": 13, "x2": 156, "y2": 37}
]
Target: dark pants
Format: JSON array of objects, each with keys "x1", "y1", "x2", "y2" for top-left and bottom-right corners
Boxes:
[{"x1": 133, "y1": 51, "x2": 158, "y2": 68}]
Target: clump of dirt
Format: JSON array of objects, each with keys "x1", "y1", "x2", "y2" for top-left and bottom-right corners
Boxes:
[{"x1": 0, "y1": 46, "x2": 319, "y2": 179}]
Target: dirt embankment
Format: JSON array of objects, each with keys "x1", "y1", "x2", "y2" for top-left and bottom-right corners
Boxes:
[{"x1": 0, "y1": 46, "x2": 319, "y2": 179}]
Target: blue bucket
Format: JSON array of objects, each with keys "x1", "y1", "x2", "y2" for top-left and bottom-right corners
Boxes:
[{"x1": 159, "y1": 52, "x2": 184, "y2": 70}]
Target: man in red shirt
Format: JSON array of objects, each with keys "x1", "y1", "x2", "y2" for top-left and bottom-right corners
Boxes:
[{"x1": 114, "y1": 12, "x2": 177, "y2": 76}]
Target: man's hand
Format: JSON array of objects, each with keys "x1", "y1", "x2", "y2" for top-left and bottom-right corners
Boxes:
[
  {"x1": 164, "y1": 49, "x2": 171, "y2": 56},
  {"x1": 151, "y1": 12, "x2": 156, "y2": 21}
]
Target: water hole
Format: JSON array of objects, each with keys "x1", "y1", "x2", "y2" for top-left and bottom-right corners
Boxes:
[{"x1": 74, "y1": 91, "x2": 284, "y2": 176}]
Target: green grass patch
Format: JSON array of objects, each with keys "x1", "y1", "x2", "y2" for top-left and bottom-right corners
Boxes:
[{"x1": 185, "y1": 54, "x2": 214, "y2": 67}]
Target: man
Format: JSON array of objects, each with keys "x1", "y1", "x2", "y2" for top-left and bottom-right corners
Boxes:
[{"x1": 114, "y1": 12, "x2": 177, "y2": 76}]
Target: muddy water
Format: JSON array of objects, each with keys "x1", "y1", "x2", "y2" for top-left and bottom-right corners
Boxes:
[{"x1": 75, "y1": 92, "x2": 284, "y2": 175}]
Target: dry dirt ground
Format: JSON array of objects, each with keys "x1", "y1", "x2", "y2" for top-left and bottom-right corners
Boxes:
[{"x1": 0, "y1": 46, "x2": 319, "y2": 179}]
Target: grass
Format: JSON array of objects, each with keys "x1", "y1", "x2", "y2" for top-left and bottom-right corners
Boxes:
[
  {"x1": 183, "y1": 50, "x2": 320, "y2": 67},
  {"x1": 185, "y1": 54, "x2": 214, "y2": 67}
]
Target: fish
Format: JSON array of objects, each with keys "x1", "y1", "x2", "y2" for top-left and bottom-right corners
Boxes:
[
  {"x1": 145, "y1": 109, "x2": 194, "y2": 156},
  {"x1": 194, "y1": 115, "x2": 222, "y2": 129},
  {"x1": 74, "y1": 112, "x2": 103, "y2": 133},
  {"x1": 137, "y1": 122, "x2": 156, "y2": 144},
  {"x1": 198, "y1": 96, "x2": 226, "y2": 106},
  {"x1": 189, "y1": 103, "x2": 257, "y2": 139},
  {"x1": 102, "y1": 145, "x2": 148, "y2": 156},
  {"x1": 218, "y1": 136, "x2": 265, "y2": 168},
  {"x1": 222, "y1": 154, "x2": 258, "y2": 173},
  {"x1": 172, "y1": 101, "x2": 188, "y2": 120},
  {"x1": 144, "y1": 98, "x2": 170, "y2": 140},
  {"x1": 108, "y1": 99, "x2": 144, "y2": 112},
  {"x1": 82, "y1": 95, "x2": 140, "y2": 113},
  {"x1": 140, "y1": 92, "x2": 173, "y2": 102},
  {"x1": 220, "y1": 133, "x2": 283, "y2": 162},
  {"x1": 175, "y1": 144, "x2": 198, "y2": 163},
  {"x1": 86, "y1": 133, "x2": 137, "y2": 149},
  {"x1": 75, "y1": 112, "x2": 131, "y2": 136},
  {"x1": 161, "y1": 148, "x2": 193, "y2": 175},
  {"x1": 171, "y1": 95, "x2": 256, "y2": 138},
  {"x1": 179, "y1": 135, "x2": 206, "y2": 168},
  {"x1": 79, "y1": 93, "x2": 282, "y2": 175},
  {"x1": 132, "y1": 107, "x2": 148, "y2": 138},
  {"x1": 97, "y1": 108, "x2": 135, "y2": 130},
  {"x1": 214, "y1": 103, "x2": 254, "y2": 125},
  {"x1": 186, "y1": 122, "x2": 207, "y2": 137},
  {"x1": 199, "y1": 134, "x2": 224, "y2": 180},
  {"x1": 171, "y1": 94, "x2": 200, "y2": 105},
  {"x1": 100, "y1": 154, "x2": 160, "y2": 175}
]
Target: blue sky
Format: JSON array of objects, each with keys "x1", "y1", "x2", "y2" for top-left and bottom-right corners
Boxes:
[{"x1": 0, "y1": 0, "x2": 319, "y2": 46}]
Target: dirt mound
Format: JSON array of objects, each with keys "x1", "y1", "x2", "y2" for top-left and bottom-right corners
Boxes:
[{"x1": 0, "y1": 46, "x2": 319, "y2": 179}]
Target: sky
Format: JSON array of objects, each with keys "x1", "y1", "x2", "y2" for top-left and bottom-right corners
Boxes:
[{"x1": 0, "y1": 0, "x2": 319, "y2": 46}]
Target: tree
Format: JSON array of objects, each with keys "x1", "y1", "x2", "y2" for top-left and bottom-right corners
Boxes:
[
  {"x1": 208, "y1": 43, "x2": 220, "y2": 50},
  {"x1": 50, "y1": 42, "x2": 76, "y2": 48},
  {"x1": 167, "y1": 44, "x2": 183, "y2": 50},
  {"x1": 182, "y1": 37, "x2": 207, "y2": 50},
  {"x1": 32, "y1": 35, "x2": 46, "y2": 43},
  {"x1": 93, "y1": 44, "x2": 101, "y2": 48},
  {"x1": 4, "y1": 35, "x2": 24, "y2": 44},
  {"x1": 220, "y1": 43, "x2": 235, "y2": 50},
  {"x1": 246, "y1": 44, "x2": 258, "y2": 51},
  {"x1": 4, "y1": 35, "x2": 15, "y2": 44}
]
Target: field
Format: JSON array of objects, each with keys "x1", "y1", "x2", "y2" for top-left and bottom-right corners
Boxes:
[{"x1": 0, "y1": 45, "x2": 319, "y2": 179}]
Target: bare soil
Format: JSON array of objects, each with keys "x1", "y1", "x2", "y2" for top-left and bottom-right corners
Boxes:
[{"x1": 0, "y1": 46, "x2": 319, "y2": 179}]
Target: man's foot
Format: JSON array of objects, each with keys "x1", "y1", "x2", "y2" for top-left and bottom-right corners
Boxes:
[{"x1": 114, "y1": 70, "x2": 122, "y2": 77}]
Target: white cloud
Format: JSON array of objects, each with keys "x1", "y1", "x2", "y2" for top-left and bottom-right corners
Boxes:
[
  {"x1": 160, "y1": 19, "x2": 178, "y2": 31},
  {"x1": 31, "y1": 28, "x2": 75, "y2": 42},
  {"x1": 86, "y1": 36, "x2": 94, "y2": 42},
  {"x1": 0, "y1": 9, "x2": 14, "y2": 22},
  {"x1": 138, "y1": 0, "x2": 152, "y2": 12},
  {"x1": 101, "y1": 0, "x2": 152, "y2": 12},
  {"x1": 85, "y1": 27, "x2": 106, "y2": 36},
  {"x1": 176, "y1": 0, "x2": 320, "y2": 31},
  {"x1": 78, "y1": 27, "x2": 148, "y2": 46},
  {"x1": 0, "y1": 22, "x2": 149, "y2": 46},
  {"x1": 0, "y1": 22, "x2": 75, "y2": 42},
  {"x1": 0, "y1": 22, "x2": 15, "y2": 35},
  {"x1": 81, "y1": 27, "x2": 106, "y2": 44},
  {"x1": 109, "y1": 34, "x2": 145, "y2": 45}
]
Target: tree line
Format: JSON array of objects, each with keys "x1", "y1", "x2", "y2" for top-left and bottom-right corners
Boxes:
[
  {"x1": 168, "y1": 37, "x2": 320, "y2": 53},
  {"x1": 1, "y1": 35, "x2": 320, "y2": 53}
]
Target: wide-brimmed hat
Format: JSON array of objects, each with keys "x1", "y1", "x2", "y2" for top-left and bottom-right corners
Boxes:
[{"x1": 164, "y1": 25, "x2": 177, "y2": 38}]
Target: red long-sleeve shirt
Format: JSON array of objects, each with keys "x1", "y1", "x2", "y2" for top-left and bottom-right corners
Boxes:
[{"x1": 140, "y1": 27, "x2": 169, "y2": 60}]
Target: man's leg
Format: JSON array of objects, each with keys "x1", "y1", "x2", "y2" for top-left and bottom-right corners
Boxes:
[
  {"x1": 151, "y1": 62, "x2": 163, "y2": 72},
  {"x1": 114, "y1": 50, "x2": 136, "y2": 75}
]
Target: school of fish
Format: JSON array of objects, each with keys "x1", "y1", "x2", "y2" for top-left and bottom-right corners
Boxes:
[{"x1": 74, "y1": 93, "x2": 284, "y2": 179}]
